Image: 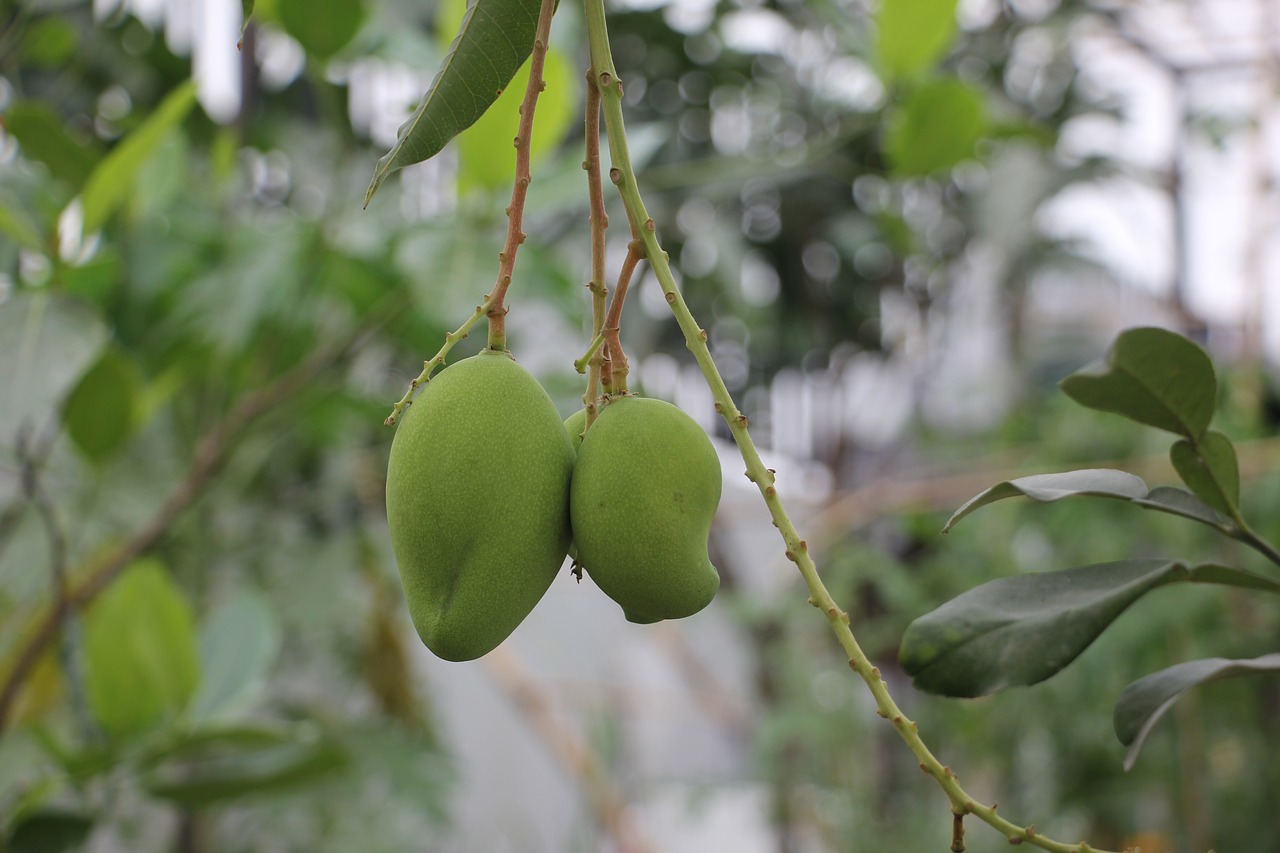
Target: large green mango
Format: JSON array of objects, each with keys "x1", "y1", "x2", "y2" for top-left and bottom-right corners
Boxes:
[
  {"x1": 569, "y1": 395, "x2": 721, "y2": 623},
  {"x1": 386, "y1": 350, "x2": 574, "y2": 661}
]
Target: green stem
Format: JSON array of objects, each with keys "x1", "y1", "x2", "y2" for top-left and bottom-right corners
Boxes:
[
  {"x1": 575, "y1": 332, "x2": 605, "y2": 375},
  {"x1": 384, "y1": 298, "x2": 491, "y2": 426},
  {"x1": 583, "y1": 3, "x2": 1128, "y2": 851}
]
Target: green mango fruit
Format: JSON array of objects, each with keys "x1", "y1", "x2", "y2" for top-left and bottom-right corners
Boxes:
[
  {"x1": 386, "y1": 350, "x2": 574, "y2": 661},
  {"x1": 569, "y1": 395, "x2": 721, "y2": 623},
  {"x1": 564, "y1": 408, "x2": 586, "y2": 450}
]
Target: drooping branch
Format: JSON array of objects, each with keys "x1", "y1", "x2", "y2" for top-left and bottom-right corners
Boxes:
[
  {"x1": 582, "y1": 72, "x2": 610, "y2": 427},
  {"x1": 581, "y1": 1, "x2": 1131, "y2": 850}
]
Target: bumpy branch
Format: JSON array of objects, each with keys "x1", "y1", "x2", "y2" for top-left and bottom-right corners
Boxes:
[
  {"x1": 583, "y1": 74, "x2": 609, "y2": 427},
  {"x1": 485, "y1": 0, "x2": 558, "y2": 350},
  {"x1": 599, "y1": 239, "x2": 643, "y2": 395},
  {"x1": 582, "y1": 3, "x2": 1129, "y2": 851},
  {"x1": 385, "y1": 298, "x2": 492, "y2": 426}
]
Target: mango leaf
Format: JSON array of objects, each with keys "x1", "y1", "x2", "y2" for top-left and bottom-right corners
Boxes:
[
  {"x1": 84, "y1": 559, "x2": 200, "y2": 739},
  {"x1": 943, "y1": 469, "x2": 1148, "y2": 533},
  {"x1": 884, "y1": 77, "x2": 986, "y2": 177},
  {"x1": 1132, "y1": 486, "x2": 1230, "y2": 528},
  {"x1": 6, "y1": 810, "x2": 95, "y2": 853},
  {"x1": 0, "y1": 294, "x2": 109, "y2": 441},
  {"x1": 80, "y1": 81, "x2": 197, "y2": 235},
  {"x1": 1115, "y1": 654, "x2": 1280, "y2": 770},
  {"x1": 944, "y1": 469, "x2": 1233, "y2": 535},
  {"x1": 899, "y1": 560, "x2": 1280, "y2": 698},
  {"x1": 456, "y1": 46, "x2": 576, "y2": 193},
  {"x1": 1060, "y1": 327, "x2": 1216, "y2": 439},
  {"x1": 364, "y1": 0, "x2": 547, "y2": 206},
  {"x1": 1170, "y1": 431, "x2": 1239, "y2": 517},
  {"x1": 62, "y1": 346, "x2": 139, "y2": 464},
  {"x1": 278, "y1": 0, "x2": 364, "y2": 60},
  {"x1": 875, "y1": 0, "x2": 959, "y2": 81},
  {"x1": 188, "y1": 589, "x2": 282, "y2": 724},
  {"x1": 140, "y1": 723, "x2": 347, "y2": 807},
  {"x1": 5, "y1": 102, "x2": 102, "y2": 188}
]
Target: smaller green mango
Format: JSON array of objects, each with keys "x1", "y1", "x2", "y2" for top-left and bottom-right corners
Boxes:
[
  {"x1": 569, "y1": 395, "x2": 721, "y2": 623},
  {"x1": 386, "y1": 350, "x2": 574, "y2": 661}
]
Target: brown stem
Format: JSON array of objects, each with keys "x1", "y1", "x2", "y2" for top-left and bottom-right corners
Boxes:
[
  {"x1": 600, "y1": 240, "x2": 644, "y2": 395},
  {"x1": 0, "y1": 313, "x2": 389, "y2": 731},
  {"x1": 583, "y1": 73, "x2": 609, "y2": 427},
  {"x1": 485, "y1": 0, "x2": 558, "y2": 350}
]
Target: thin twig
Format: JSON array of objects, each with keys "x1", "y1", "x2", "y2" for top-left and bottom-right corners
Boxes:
[
  {"x1": 384, "y1": 298, "x2": 492, "y2": 426},
  {"x1": 582, "y1": 3, "x2": 1132, "y2": 850},
  {"x1": 599, "y1": 240, "x2": 643, "y2": 395},
  {"x1": 483, "y1": 646, "x2": 655, "y2": 853},
  {"x1": 485, "y1": 0, "x2": 558, "y2": 350},
  {"x1": 0, "y1": 313, "x2": 389, "y2": 731},
  {"x1": 583, "y1": 73, "x2": 610, "y2": 427}
]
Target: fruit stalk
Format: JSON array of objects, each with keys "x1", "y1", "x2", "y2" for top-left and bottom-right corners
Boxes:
[
  {"x1": 582, "y1": 2, "x2": 1125, "y2": 850},
  {"x1": 485, "y1": 0, "x2": 558, "y2": 351},
  {"x1": 600, "y1": 240, "x2": 642, "y2": 395},
  {"x1": 583, "y1": 75, "x2": 609, "y2": 427}
]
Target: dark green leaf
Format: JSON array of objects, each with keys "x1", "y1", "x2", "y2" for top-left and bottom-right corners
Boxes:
[
  {"x1": 7, "y1": 810, "x2": 94, "y2": 853},
  {"x1": 1132, "y1": 486, "x2": 1231, "y2": 529},
  {"x1": 456, "y1": 46, "x2": 576, "y2": 193},
  {"x1": 62, "y1": 347, "x2": 139, "y2": 463},
  {"x1": 278, "y1": 0, "x2": 365, "y2": 60},
  {"x1": 81, "y1": 81, "x2": 197, "y2": 235},
  {"x1": 1115, "y1": 654, "x2": 1280, "y2": 770},
  {"x1": 188, "y1": 589, "x2": 282, "y2": 723},
  {"x1": 875, "y1": 0, "x2": 959, "y2": 81},
  {"x1": 943, "y1": 469, "x2": 1148, "y2": 533},
  {"x1": 84, "y1": 559, "x2": 200, "y2": 738},
  {"x1": 899, "y1": 560, "x2": 1280, "y2": 697},
  {"x1": 239, "y1": 0, "x2": 255, "y2": 46},
  {"x1": 364, "y1": 0, "x2": 547, "y2": 205},
  {"x1": 1059, "y1": 326, "x2": 1216, "y2": 439},
  {"x1": 884, "y1": 77, "x2": 986, "y2": 177},
  {"x1": 5, "y1": 102, "x2": 102, "y2": 188},
  {"x1": 141, "y1": 723, "x2": 347, "y2": 807},
  {"x1": 1170, "y1": 431, "x2": 1239, "y2": 516}
]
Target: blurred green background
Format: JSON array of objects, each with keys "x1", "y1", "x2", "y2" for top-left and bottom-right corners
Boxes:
[{"x1": 2, "y1": 0, "x2": 1279, "y2": 851}]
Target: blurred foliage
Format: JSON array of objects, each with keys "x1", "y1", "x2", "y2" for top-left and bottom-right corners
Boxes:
[{"x1": 1, "y1": 0, "x2": 1276, "y2": 851}]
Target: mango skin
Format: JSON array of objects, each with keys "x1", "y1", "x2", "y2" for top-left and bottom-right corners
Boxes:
[
  {"x1": 569, "y1": 395, "x2": 721, "y2": 623},
  {"x1": 386, "y1": 350, "x2": 574, "y2": 661}
]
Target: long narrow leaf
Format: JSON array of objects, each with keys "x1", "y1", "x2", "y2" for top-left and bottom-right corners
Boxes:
[{"x1": 364, "y1": 0, "x2": 545, "y2": 206}]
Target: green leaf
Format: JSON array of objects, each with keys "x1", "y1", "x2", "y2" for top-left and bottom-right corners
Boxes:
[
  {"x1": 875, "y1": 0, "x2": 959, "y2": 81},
  {"x1": 943, "y1": 469, "x2": 1148, "y2": 533},
  {"x1": 277, "y1": 0, "x2": 364, "y2": 60},
  {"x1": 1132, "y1": 485, "x2": 1231, "y2": 529},
  {"x1": 7, "y1": 810, "x2": 95, "y2": 853},
  {"x1": 140, "y1": 723, "x2": 347, "y2": 807},
  {"x1": 364, "y1": 0, "x2": 548, "y2": 206},
  {"x1": 84, "y1": 559, "x2": 200, "y2": 739},
  {"x1": 5, "y1": 102, "x2": 102, "y2": 188},
  {"x1": 62, "y1": 346, "x2": 139, "y2": 464},
  {"x1": 456, "y1": 46, "x2": 576, "y2": 193},
  {"x1": 239, "y1": 0, "x2": 255, "y2": 45},
  {"x1": 1115, "y1": 654, "x2": 1280, "y2": 770},
  {"x1": 899, "y1": 560, "x2": 1280, "y2": 697},
  {"x1": 884, "y1": 77, "x2": 986, "y2": 177},
  {"x1": 80, "y1": 81, "x2": 198, "y2": 235},
  {"x1": 1170, "y1": 430, "x2": 1239, "y2": 517},
  {"x1": 188, "y1": 590, "x2": 282, "y2": 724},
  {"x1": 0, "y1": 294, "x2": 109, "y2": 441},
  {"x1": 1059, "y1": 326, "x2": 1216, "y2": 439}
]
